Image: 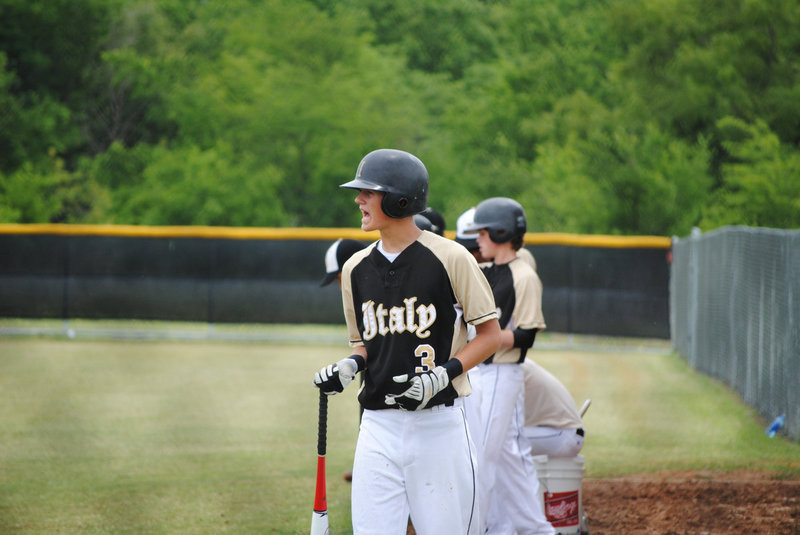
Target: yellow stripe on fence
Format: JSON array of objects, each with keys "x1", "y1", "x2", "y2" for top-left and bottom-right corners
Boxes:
[
  {"x1": 0, "y1": 224, "x2": 671, "y2": 248},
  {"x1": 521, "y1": 232, "x2": 672, "y2": 249},
  {"x1": 0, "y1": 224, "x2": 380, "y2": 241}
]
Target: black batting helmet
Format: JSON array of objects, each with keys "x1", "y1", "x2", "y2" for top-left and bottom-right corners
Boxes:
[
  {"x1": 414, "y1": 213, "x2": 434, "y2": 232},
  {"x1": 340, "y1": 149, "x2": 428, "y2": 218},
  {"x1": 420, "y1": 207, "x2": 446, "y2": 236},
  {"x1": 462, "y1": 197, "x2": 527, "y2": 244}
]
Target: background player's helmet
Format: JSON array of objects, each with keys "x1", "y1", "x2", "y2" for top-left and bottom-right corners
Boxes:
[
  {"x1": 419, "y1": 207, "x2": 446, "y2": 236},
  {"x1": 463, "y1": 197, "x2": 527, "y2": 244},
  {"x1": 340, "y1": 149, "x2": 429, "y2": 218},
  {"x1": 414, "y1": 213, "x2": 434, "y2": 232},
  {"x1": 320, "y1": 238, "x2": 366, "y2": 287},
  {"x1": 455, "y1": 207, "x2": 479, "y2": 252}
]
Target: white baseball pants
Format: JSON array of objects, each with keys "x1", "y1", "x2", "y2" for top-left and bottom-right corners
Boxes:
[
  {"x1": 479, "y1": 363, "x2": 554, "y2": 535},
  {"x1": 351, "y1": 401, "x2": 481, "y2": 535}
]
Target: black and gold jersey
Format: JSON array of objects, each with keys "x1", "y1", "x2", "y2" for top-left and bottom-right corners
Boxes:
[
  {"x1": 341, "y1": 231, "x2": 497, "y2": 410},
  {"x1": 481, "y1": 257, "x2": 546, "y2": 364}
]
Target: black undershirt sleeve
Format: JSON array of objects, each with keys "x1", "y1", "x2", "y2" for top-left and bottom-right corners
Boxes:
[{"x1": 512, "y1": 327, "x2": 538, "y2": 350}]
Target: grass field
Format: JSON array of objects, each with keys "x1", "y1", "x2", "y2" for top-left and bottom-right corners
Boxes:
[{"x1": 1, "y1": 325, "x2": 798, "y2": 533}]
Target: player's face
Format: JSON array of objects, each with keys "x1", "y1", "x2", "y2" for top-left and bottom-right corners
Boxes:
[
  {"x1": 355, "y1": 189, "x2": 389, "y2": 232},
  {"x1": 470, "y1": 249, "x2": 489, "y2": 263},
  {"x1": 476, "y1": 229, "x2": 499, "y2": 260}
]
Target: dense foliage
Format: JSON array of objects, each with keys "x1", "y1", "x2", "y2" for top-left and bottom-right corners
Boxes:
[{"x1": 1, "y1": 0, "x2": 798, "y2": 235}]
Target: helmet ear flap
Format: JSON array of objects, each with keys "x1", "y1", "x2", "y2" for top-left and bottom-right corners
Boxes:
[
  {"x1": 490, "y1": 227, "x2": 507, "y2": 243},
  {"x1": 516, "y1": 215, "x2": 526, "y2": 234},
  {"x1": 381, "y1": 193, "x2": 412, "y2": 218}
]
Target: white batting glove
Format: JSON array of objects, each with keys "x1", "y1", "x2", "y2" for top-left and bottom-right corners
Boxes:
[
  {"x1": 385, "y1": 366, "x2": 450, "y2": 411},
  {"x1": 313, "y1": 355, "x2": 364, "y2": 395}
]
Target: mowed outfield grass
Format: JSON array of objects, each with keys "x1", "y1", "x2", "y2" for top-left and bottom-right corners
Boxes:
[{"x1": 1, "y1": 330, "x2": 799, "y2": 534}]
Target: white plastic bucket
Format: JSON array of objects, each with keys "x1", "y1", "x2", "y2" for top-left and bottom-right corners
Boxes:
[{"x1": 532, "y1": 454, "x2": 585, "y2": 535}]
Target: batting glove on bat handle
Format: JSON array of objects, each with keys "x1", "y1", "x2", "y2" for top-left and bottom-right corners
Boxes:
[
  {"x1": 385, "y1": 359, "x2": 462, "y2": 410},
  {"x1": 313, "y1": 354, "x2": 365, "y2": 395}
]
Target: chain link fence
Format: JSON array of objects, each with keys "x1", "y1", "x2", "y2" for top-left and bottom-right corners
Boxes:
[{"x1": 671, "y1": 226, "x2": 800, "y2": 441}]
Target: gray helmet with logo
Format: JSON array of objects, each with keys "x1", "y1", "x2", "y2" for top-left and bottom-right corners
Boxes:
[{"x1": 340, "y1": 149, "x2": 429, "y2": 218}]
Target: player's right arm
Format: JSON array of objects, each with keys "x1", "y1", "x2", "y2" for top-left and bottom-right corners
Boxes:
[{"x1": 312, "y1": 249, "x2": 370, "y2": 395}]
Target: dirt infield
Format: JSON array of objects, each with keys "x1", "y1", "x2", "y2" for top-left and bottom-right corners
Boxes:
[{"x1": 582, "y1": 471, "x2": 800, "y2": 534}]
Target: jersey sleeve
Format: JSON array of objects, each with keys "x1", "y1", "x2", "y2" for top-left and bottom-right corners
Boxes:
[
  {"x1": 447, "y1": 244, "x2": 498, "y2": 326},
  {"x1": 510, "y1": 261, "x2": 547, "y2": 330},
  {"x1": 340, "y1": 247, "x2": 372, "y2": 348}
]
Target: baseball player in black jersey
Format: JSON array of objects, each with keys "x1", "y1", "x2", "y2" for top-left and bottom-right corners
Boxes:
[
  {"x1": 462, "y1": 197, "x2": 554, "y2": 535},
  {"x1": 313, "y1": 149, "x2": 501, "y2": 535}
]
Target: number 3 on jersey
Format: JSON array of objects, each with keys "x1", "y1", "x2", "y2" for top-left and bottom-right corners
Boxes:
[{"x1": 414, "y1": 344, "x2": 435, "y2": 373}]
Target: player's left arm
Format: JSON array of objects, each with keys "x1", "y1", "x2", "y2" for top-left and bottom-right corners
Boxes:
[
  {"x1": 456, "y1": 317, "x2": 501, "y2": 370},
  {"x1": 450, "y1": 246, "x2": 501, "y2": 371},
  {"x1": 313, "y1": 256, "x2": 369, "y2": 395}
]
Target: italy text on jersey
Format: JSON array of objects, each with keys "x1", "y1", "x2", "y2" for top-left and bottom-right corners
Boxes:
[{"x1": 361, "y1": 298, "x2": 436, "y2": 340}]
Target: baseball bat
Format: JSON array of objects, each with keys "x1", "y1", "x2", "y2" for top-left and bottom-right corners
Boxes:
[
  {"x1": 579, "y1": 398, "x2": 592, "y2": 417},
  {"x1": 310, "y1": 390, "x2": 329, "y2": 535}
]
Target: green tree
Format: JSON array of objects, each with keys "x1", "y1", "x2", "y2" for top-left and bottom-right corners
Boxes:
[
  {"x1": 108, "y1": 143, "x2": 287, "y2": 226},
  {"x1": 82, "y1": 2, "x2": 180, "y2": 154},
  {"x1": 353, "y1": 0, "x2": 497, "y2": 79},
  {"x1": 607, "y1": 0, "x2": 800, "y2": 144},
  {"x1": 701, "y1": 117, "x2": 800, "y2": 229},
  {"x1": 78, "y1": 0, "x2": 441, "y2": 227},
  {"x1": 0, "y1": 53, "x2": 74, "y2": 173},
  {"x1": 1, "y1": 0, "x2": 798, "y2": 234},
  {"x1": 0, "y1": 0, "x2": 113, "y2": 165},
  {"x1": 0, "y1": 159, "x2": 86, "y2": 223}
]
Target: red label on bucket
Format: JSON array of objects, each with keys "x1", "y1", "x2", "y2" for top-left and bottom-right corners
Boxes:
[{"x1": 543, "y1": 490, "x2": 580, "y2": 527}]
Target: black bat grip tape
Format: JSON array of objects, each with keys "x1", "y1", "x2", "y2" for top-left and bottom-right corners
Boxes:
[{"x1": 317, "y1": 390, "x2": 328, "y2": 456}]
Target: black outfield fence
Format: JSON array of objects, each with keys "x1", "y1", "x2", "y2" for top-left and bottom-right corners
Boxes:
[
  {"x1": 0, "y1": 225, "x2": 672, "y2": 338},
  {"x1": 533, "y1": 237, "x2": 670, "y2": 338}
]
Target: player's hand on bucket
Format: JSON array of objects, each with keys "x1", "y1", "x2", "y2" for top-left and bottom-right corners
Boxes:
[
  {"x1": 385, "y1": 366, "x2": 450, "y2": 410},
  {"x1": 314, "y1": 355, "x2": 365, "y2": 395}
]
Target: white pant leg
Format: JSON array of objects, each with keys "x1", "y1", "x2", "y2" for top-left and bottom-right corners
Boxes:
[
  {"x1": 352, "y1": 404, "x2": 481, "y2": 535},
  {"x1": 523, "y1": 426, "x2": 585, "y2": 458},
  {"x1": 463, "y1": 367, "x2": 485, "y2": 531},
  {"x1": 486, "y1": 490, "x2": 514, "y2": 534},
  {"x1": 463, "y1": 367, "x2": 484, "y2": 465},
  {"x1": 406, "y1": 402, "x2": 481, "y2": 535},
  {"x1": 351, "y1": 410, "x2": 411, "y2": 535},
  {"x1": 477, "y1": 364, "x2": 524, "y2": 533},
  {"x1": 487, "y1": 369, "x2": 555, "y2": 535}
]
